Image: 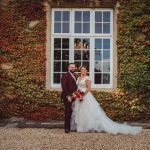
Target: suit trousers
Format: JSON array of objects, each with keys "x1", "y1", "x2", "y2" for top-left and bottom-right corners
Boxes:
[{"x1": 63, "y1": 98, "x2": 72, "y2": 131}]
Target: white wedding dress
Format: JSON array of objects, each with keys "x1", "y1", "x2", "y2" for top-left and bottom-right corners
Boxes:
[{"x1": 71, "y1": 76, "x2": 142, "y2": 135}]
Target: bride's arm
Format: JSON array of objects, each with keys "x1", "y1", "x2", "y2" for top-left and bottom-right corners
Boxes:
[{"x1": 84, "y1": 80, "x2": 91, "y2": 94}]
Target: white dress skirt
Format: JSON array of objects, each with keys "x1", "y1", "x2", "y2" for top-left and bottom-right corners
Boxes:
[{"x1": 71, "y1": 76, "x2": 142, "y2": 135}]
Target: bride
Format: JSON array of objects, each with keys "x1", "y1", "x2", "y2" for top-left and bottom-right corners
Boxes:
[{"x1": 71, "y1": 66, "x2": 142, "y2": 135}]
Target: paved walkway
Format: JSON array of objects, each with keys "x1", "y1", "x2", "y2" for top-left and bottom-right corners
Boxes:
[{"x1": 0, "y1": 117, "x2": 150, "y2": 129}]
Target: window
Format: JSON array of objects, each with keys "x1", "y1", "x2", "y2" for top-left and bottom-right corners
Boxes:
[{"x1": 51, "y1": 9, "x2": 113, "y2": 88}]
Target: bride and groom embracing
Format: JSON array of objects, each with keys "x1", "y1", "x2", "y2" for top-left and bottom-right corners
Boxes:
[{"x1": 61, "y1": 63, "x2": 142, "y2": 134}]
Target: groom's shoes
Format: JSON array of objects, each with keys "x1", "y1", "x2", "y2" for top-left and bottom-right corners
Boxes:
[{"x1": 65, "y1": 129, "x2": 69, "y2": 133}]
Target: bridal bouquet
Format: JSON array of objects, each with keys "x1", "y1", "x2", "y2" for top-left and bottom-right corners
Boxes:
[{"x1": 72, "y1": 89, "x2": 85, "y2": 101}]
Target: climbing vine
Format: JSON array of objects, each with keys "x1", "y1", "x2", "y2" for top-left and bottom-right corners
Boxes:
[{"x1": 0, "y1": 0, "x2": 149, "y2": 121}]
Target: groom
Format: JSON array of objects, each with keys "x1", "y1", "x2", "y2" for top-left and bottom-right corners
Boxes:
[{"x1": 61, "y1": 63, "x2": 77, "y2": 133}]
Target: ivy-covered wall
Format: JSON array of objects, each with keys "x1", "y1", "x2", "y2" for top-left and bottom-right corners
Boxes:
[{"x1": 0, "y1": 0, "x2": 149, "y2": 121}]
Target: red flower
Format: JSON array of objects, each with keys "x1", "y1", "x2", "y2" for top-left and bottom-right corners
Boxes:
[{"x1": 72, "y1": 90, "x2": 85, "y2": 101}]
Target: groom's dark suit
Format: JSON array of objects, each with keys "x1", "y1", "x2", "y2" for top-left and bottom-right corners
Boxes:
[{"x1": 61, "y1": 72, "x2": 77, "y2": 131}]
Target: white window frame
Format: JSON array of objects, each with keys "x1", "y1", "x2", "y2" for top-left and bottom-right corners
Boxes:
[{"x1": 51, "y1": 8, "x2": 113, "y2": 88}]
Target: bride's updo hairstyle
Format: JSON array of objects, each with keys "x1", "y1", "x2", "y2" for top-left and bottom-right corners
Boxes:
[
  {"x1": 80, "y1": 66, "x2": 88, "y2": 71},
  {"x1": 80, "y1": 66, "x2": 89, "y2": 76}
]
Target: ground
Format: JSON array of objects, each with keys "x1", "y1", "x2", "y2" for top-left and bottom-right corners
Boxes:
[{"x1": 0, "y1": 128, "x2": 150, "y2": 150}]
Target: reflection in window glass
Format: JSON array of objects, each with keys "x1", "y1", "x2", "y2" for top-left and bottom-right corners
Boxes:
[
  {"x1": 54, "y1": 23, "x2": 61, "y2": 33},
  {"x1": 75, "y1": 23, "x2": 82, "y2": 33},
  {"x1": 55, "y1": 11, "x2": 61, "y2": 21},
  {"x1": 74, "y1": 50, "x2": 81, "y2": 60},
  {"x1": 75, "y1": 11, "x2": 82, "y2": 21},
  {"x1": 75, "y1": 11, "x2": 90, "y2": 33},
  {"x1": 54, "y1": 61, "x2": 61, "y2": 72},
  {"x1": 83, "y1": 62, "x2": 89, "y2": 71},
  {"x1": 54, "y1": 73, "x2": 60, "y2": 83},
  {"x1": 74, "y1": 38, "x2": 90, "y2": 49},
  {"x1": 103, "y1": 73, "x2": 110, "y2": 84},
  {"x1": 95, "y1": 12, "x2": 102, "y2": 22},
  {"x1": 95, "y1": 39, "x2": 102, "y2": 49},
  {"x1": 94, "y1": 38, "x2": 111, "y2": 85},
  {"x1": 74, "y1": 61, "x2": 81, "y2": 68},
  {"x1": 62, "y1": 61, "x2": 69, "y2": 72},
  {"x1": 103, "y1": 23, "x2": 110, "y2": 34},
  {"x1": 54, "y1": 38, "x2": 61, "y2": 48},
  {"x1": 54, "y1": 50, "x2": 61, "y2": 60},
  {"x1": 103, "y1": 62, "x2": 110, "y2": 72},
  {"x1": 103, "y1": 11, "x2": 110, "y2": 22},
  {"x1": 83, "y1": 50, "x2": 89, "y2": 60},
  {"x1": 63, "y1": 11, "x2": 69, "y2": 21},
  {"x1": 83, "y1": 23, "x2": 90, "y2": 33},
  {"x1": 63, "y1": 23, "x2": 69, "y2": 33},
  {"x1": 95, "y1": 23, "x2": 102, "y2": 33},
  {"x1": 62, "y1": 50, "x2": 69, "y2": 60},
  {"x1": 95, "y1": 62, "x2": 102, "y2": 72},
  {"x1": 95, "y1": 11, "x2": 111, "y2": 34},
  {"x1": 83, "y1": 11, "x2": 90, "y2": 22},
  {"x1": 103, "y1": 50, "x2": 110, "y2": 60},
  {"x1": 103, "y1": 39, "x2": 110, "y2": 49},
  {"x1": 95, "y1": 73, "x2": 102, "y2": 84},
  {"x1": 54, "y1": 11, "x2": 70, "y2": 33},
  {"x1": 62, "y1": 39, "x2": 69, "y2": 49},
  {"x1": 95, "y1": 50, "x2": 102, "y2": 61}
]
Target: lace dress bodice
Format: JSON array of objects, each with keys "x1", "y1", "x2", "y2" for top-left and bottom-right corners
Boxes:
[{"x1": 76, "y1": 76, "x2": 91, "y2": 92}]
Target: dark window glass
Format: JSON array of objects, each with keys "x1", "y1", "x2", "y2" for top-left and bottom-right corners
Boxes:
[
  {"x1": 94, "y1": 73, "x2": 102, "y2": 84},
  {"x1": 54, "y1": 61, "x2": 61, "y2": 72},
  {"x1": 54, "y1": 50, "x2": 61, "y2": 60}
]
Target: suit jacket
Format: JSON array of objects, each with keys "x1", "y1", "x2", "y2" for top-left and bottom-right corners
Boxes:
[{"x1": 61, "y1": 72, "x2": 77, "y2": 100}]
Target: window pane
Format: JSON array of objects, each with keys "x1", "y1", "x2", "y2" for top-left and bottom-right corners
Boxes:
[
  {"x1": 103, "y1": 62, "x2": 110, "y2": 72},
  {"x1": 55, "y1": 11, "x2": 61, "y2": 21},
  {"x1": 83, "y1": 38, "x2": 90, "y2": 49},
  {"x1": 95, "y1": 23, "x2": 102, "y2": 33},
  {"x1": 74, "y1": 50, "x2": 81, "y2": 60},
  {"x1": 103, "y1": 73, "x2": 110, "y2": 84},
  {"x1": 103, "y1": 50, "x2": 110, "y2": 61},
  {"x1": 95, "y1": 62, "x2": 102, "y2": 72},
  {"x1": 54, "y1": 23, "x2": 61, "y2": 33},
  {"x1": 54, "y1": 38, "x2": 61, "y2": 48},
  {"x1": 83, "y1": 50, "x2": 89, "y2": 60},
  {"x1": 62, "y1": 61, "x2": 69, "y2": 72},
  {"x1": 62, "y1": 50, "x2": 69, "y2": 60},
  {"x1": 75, "y1": 23, "x2": 82, "y2": 33},
  {"x1": 95, "y1": 73, "x2": 102, "y2": 84},
  {"x1": 74, "y1": 61, "x2": 81, "y2": 68},
  {"x1": 103, "y1": 11, "x2": 110, "y2": 22},
  {"x1": 95, "y1": 50, "x2": 102, "y2": 61},
  {"x1": 74, "y1": 39, "x2": 82, "y2": 49},
  {"x1": 103, "y1": 23, "x2": 110, "y2": 33},
  {"x1": 54, "y1": 61, "x2": 61, "y2": 72},
  {"x1": 54, "y1": 50, "x2": 61, "y2": 60},
  {"x1": 83, "y1": 11, "x2": 90, "y2": 22},
  {"x1": 75, "y1": 11, "x2": 82, "y2": 21},
  {"x1": 62, "y1": 38, "x2": 69, "y2": 49},
  {"x1": 62, "y1": 23, "x2": 69, "y2": 33},
  {"x1": 54, "y1": 73, "x2": 60, "y2": 83},
  {"x1": 95, "y1": 12, "x2": 102, "y2": 22},
  {"x1": 95, "y1": 39, "x2": 102, "y2": 49},
  {"x1": 83, "y1": 23, "x2": 90, "y2": 33},
  {"x1": 63, "y1": 11, "x2": 69, "y2": 21},
  {"x1": 103, "y1": 39, "x2": 110, "y2": 49}
]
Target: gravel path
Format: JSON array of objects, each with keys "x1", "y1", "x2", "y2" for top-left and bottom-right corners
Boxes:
[{"x1": 0, "y1": 128, "x2": 149, "y2": 150}]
